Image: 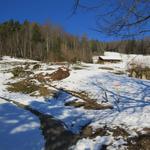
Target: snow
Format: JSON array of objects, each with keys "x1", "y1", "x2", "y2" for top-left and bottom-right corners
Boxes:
[
  {"x1": 54, "y1": 70, "x2": 150, "y2": 130},
  {"x1": 0, "y1": 99, "x2": 44, "y2": 150},
  {"x1": 2, "y1": 56, "x2": 39, "y2": 63},
  {"x1": 100, "y1": 52, "x2": 122, "y2": 60},
  {"x1": 72, "y1": 136, "x2": 112, "y2": 150},
  {"x1": 93, "y1": 51, "x2": 150, "y2": 69},
  {"x1": 0, "y1": 53, "x2": 150, "y2": 149},
  {"x1": 92, "y1": 52, "x2": 122, "y2": 62},
  {"x1": 72, "y1": 136, "x2": 127, "y2": 150}
]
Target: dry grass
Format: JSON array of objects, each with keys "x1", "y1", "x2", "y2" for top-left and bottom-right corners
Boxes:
[
  {"x1": 39, "y1": 86, "x2": 56, "y2": 97},
  {"x1": 49, "y1": 67, "x2": 70, "y2": 81},
  {"x1": 7, "y1": 79, "x2": 39, "y2": 94},
  {"x1": 7, "y1": 78, "x2": 55, "y2": 97},
  {"x1": 81, "y1": 125, "x2": 129, "y2": 139},
  {"x1": 65, "y1": 91, "x2": 113, "y2": 110},
  {"x1": 33, "y1": 67, "x2": 70, "y2": 83},
  {"x1": 81, "y1": 125, "x2": 150, "y2": 150},
  {"x1": 82, "y1": 126, "x2": 107, "y2": 138},
  {"x1": 34, "y1": 73, "x2": 47, "y2": 83},
  {"x1": 8, "y1": 66, "x2": 70, "y2": 97},
  {"x1": 65, "y1": 97, "x2": 113, "y2": 110},
  {"x1": 127, "y1": 134, "x2": 150, "y2": 150},
  {"x1": 11, "y1": 66, "x2": 33, "y2": 78},
  {"x1": 128, "y1": 66, "x2": 150, "y2": 80}
]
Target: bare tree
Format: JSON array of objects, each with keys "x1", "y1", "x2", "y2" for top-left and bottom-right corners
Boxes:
[{"x1": 73, "y1": 0, "x2": 150, "y2": 38}]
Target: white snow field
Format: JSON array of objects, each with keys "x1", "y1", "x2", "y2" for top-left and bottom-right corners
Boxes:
[
  {"x1": 0, "y1": 52, "x2": 150, "y2": 150},
  {"x1": 0, "y1": 99, "x2": 44, "y2": 150}
]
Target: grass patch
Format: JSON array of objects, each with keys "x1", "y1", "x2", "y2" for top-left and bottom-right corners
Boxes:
[
  {"x1": 82, "y1": 126, "x2": 107, "y2": 138},
  {"x1": 31, "y1": 85, "x2": 56, "y2": 97},
  {"x1": 66, "y1": 90, "x2": 113, "y2": 110},
  {"x1": 128, "y1": 66, "x2": 150, "y2": 80},
  {"x1": 7, "y1": 67, "x2": 70, "y2": 97},
  {"x1": 111, "y1": 126, "x2": 129, "y2": 138},
  {"x1": 65, "y1": 96, "x2": 113, "y2": 110},
  {"x1": 7, "y1": 78, "x2": 56, "y2": 97},
  {"x1": 33, "y1": 67, "x2": 70, "y2": 83},
  {"x1": 11, "y1": 66, "x2": 33, "y2": 78},
  {"x1": 47, "y1": 67, "x2": 70, "y2": 81},
  {"x1": 81, "y1": 125, "x2": 129, "y2": 139},
  {"x1": 7, "y1": 79, "x2": 39, "y2": 94},
  {"x1": 81, "y1": 125, "x2": 150, "y2": 150}
]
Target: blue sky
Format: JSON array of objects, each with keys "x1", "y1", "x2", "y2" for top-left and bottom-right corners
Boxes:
[{"x1": 0, "y1": 0, "x2": 114, "y2": 41}]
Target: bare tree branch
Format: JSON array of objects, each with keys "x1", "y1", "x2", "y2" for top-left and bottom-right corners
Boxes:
[{"x1": 73, "y1": 0, "x2": 150, "y2": 38}]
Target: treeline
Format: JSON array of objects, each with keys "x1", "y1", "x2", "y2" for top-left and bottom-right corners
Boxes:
[
  {"x1": 0, "y1": 20, "x2": 149, "y2": 63},
  {"x1": 0, "y1": 20, "x2": 104, "y2": 62},
  {"x1": 105, "y1": 38, "x2": 150, "y2": 55}
]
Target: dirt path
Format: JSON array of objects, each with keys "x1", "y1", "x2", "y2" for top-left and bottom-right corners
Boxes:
[{"x1": 0, "y1": 96, "x2": 79, "y2": 150}]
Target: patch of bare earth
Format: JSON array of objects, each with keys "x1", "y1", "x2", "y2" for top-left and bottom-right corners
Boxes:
[
  {"x1": 7, "y1": 79, "x2": 56, "y2": 97},
  {"x1": 65, "y1": 99, "x2": 112, "y2": 110},
  {"x1": 33, "y1": 66, "x2": 70, "y2": 82},
  {"x1": 65, "y1": 91, "x2": 113, "y2": 110},
  {"x1": 82, "y1": 125, "x2": 129, "y2": 139},
  {"x1": 81, "y1": 125, "x2": 150, "y2": 150},
  {"x1": 49, "y1": 67, "x2": 70, "y2": 81},
  {"x1": 11, "y1": 66, "x2": 33, "y2": 78},
  {"x1": 7, "y1": 66, "x2": 70, "y2": 97},
  {"x1": 127, "y1": 134, "x2": 150, "y2": 150}
]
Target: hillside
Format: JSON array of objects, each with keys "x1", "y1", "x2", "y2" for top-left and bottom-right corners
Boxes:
[{"x1": 0, "y1": 52, "x2": 150, "y2": 150}]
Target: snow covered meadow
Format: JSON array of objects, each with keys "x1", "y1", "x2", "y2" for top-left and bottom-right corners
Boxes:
[{"x1": 0, "y1": 52, "x2": 150, "y2": 150}]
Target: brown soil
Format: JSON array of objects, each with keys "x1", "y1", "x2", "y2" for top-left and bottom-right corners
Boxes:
[
  {"x1": 81, "y1": 125, "x2": 129, "y2": 138},
  {"x1": 33, "y1": 66, "x2": 70, "y2": 83},
  {"x1": 49, "y1": 67, "x2": 70, "y2": 81},
  {"x1": 7, "y1": 67, "x2": 70, "y2": 97},
  {"x1": 142, "y1": 128, "x2": 150, "y2": 134},
  {"x1": 7, "y1": 79, "x2": 56, "y2": 97},
  {"x1": 81, "y1": 124, "x2": 150, "y2": 150},
  {"x1": 81, "y1": 126, "x2": 108, "y2": 138},
  {"x1": 111, "y1": 126, "x2": 129, "y2": 138},
  {"x1": 7, "y1": 79, "x2": 39, "y2": 94},
  {"x1": 127, "y1": 134, "x2": 150, "y2": 150},
  {"x1": 34, "y1": 73, "x2": 47, "y2": 83}
]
